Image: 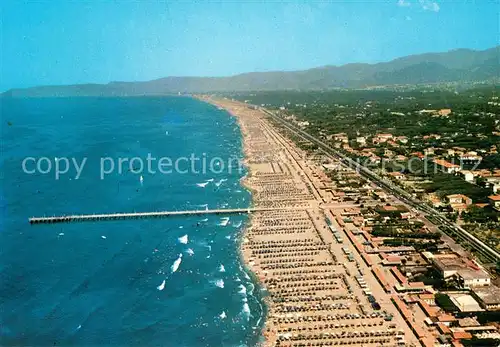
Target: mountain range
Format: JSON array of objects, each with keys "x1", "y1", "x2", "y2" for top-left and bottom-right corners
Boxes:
[{"x1": 3, "y1": 46, "x2": 499, "y2": 97}]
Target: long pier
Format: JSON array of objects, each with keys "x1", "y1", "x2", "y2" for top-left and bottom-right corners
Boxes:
[{"x1": 28, "y1": 207, "x2": 308, "y2": 225}]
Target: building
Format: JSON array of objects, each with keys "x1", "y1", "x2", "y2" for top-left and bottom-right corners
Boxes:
[
  {"x1": 488, "y1": 195, "x2": 500, "y2": 210},
  {"x1": 446, "y1": 194, "x2": 472, "y2": 211},
  {"x1": 424, "y1": 147, "x2": 435, "y2": 156},
  {"x1": 296, "y1": 121, "x2": 310, "y2": 128},
  {"x1": 460, "y1": 170, "x2": 474, "y2": 183},
  {"x1": 395, "y1": 136, "x2": 408, "y2": 144},
  {"x1": 425, "y1": 253, "x2": 491, "y2": 289},
  {"x1": 460, "y1": 151, "x2": 482, "y2": 162},
  {"x1": 373, "y1": 133, "x2": 393, "y2": 143},
  {"x1": 388, "y1": 171, "x2": 405, "y2": 180},
  {"x1": 438, "y1": 109, "x2": 452, "y2": 116},
  {"x1": 356, "y1": 136, "x2": 366, "y2": 145},
  {"x1": 471, "y1": 285, "x2": 500, "y2": 311},
  {"x1": 446, "y1": 194, "x2": 472, "y2": 206},
  {"x1": 418, "y1": 109, "x2": 437, "y2": 114},
  {"x1": 426, "y1": 193, "x2": 443, "y2": 207},
  {"x1": 433, "y1": 159, "x2": 461, "y2": 174},
  {"x1": 448, "y1": 293, "x2": 483, "y2": 312},
  {"x1": 331, "y1": 133, "x2": 349, "y2": 143},
  {"x1": 384, "y1": 149, "x2": 395, "y2": 158}
]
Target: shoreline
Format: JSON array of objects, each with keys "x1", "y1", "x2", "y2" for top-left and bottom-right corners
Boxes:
[
  {"x1": 197, "y1": 96, "x2": 272, "y2": 344},
  {"x1": 196, "y1": 95, "x2": 420, "y2": 347},
  {"x1": 199, "y1": 96, "x2": 272, "y2": 345}
]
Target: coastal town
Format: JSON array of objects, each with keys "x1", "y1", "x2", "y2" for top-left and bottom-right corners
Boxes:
[
  {"x1": 233, "y1": 89, "x2": 500, "y2": 259},
  {"x1": 203, "y1": 92, "x2": 500, "y2": 347}
]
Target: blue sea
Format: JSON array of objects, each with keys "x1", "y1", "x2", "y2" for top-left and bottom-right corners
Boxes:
[{"x1": 0, "y1": 97, "x2": 265, "y2": 346}]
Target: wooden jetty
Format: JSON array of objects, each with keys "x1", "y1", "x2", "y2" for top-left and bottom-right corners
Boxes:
[{"x1": 28, "y1": 207, "x2": 308, "y2": 225}]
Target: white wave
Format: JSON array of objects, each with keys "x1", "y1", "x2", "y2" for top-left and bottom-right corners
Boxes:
[
  {"x1": 218, "y1": 217, "x2": 230, "y2": 226},
  {"x1": 242, "y1": 303, "x2": 251, "y2": 318},
  {"x1": 157, "y1": 279, "x2": 166, "y2": 291},
  {"x1": 247, "y1": 282, "x2": 255, "y2": 296},
  {"x1": 225, "y1": 235, "x2": 231, "y2": 240},
  {"x1": 243, "y1": 271, "x2": 251, "y2": 280},
  {"x1": 186, "y1": 248, "x2": 194, "y2": 256},
  {"x1": 196, "y1": 182, "x2": 209, "y2": 188},
  {"x1": 178, "y1": 234, "x2": 188, "y2": 244},
  {"x1": 233, "y1": 221, "x2": 242, "y2": 228},
  {"x1": 214, "y1": 279, "x2": 224, "y2": 288},
  {"x1": 238, "y1": 284, "x2": 247, "y2": 295},
  {"x1": 214, "y1": 178, "x2": 227, "y2": 187},
  {"x1": 179, "y1": 226, "x2": 184, "y2": 229},
  {"x1": 76, "y1": 324, "x2": 82, "y2": 330},
  {"x1": 58, "y1": 232, "x2": 65, "y2": 236},
  {"x1": 219, "y1": 264, "x2": 225, "y2": 272},
  {"x1": 171, "y1": 254, "x2": 182, "y2": 273},
  {"x1": 101, "y1": 235, "x2": 107, "y2": 239},
  {"x1": 206, "y1": 178, "x2": 214, "y2": 182},
  {"x1": 254, "y1": 299, "x2": 264, "y2": 327},
  {"x1": 199, "y1": 218, "x2": 208, "y2": 222},
  {"x1": 235, "y1": 277, "x2": 241, "y2": 282},
  {"x1": 219, "y1": 311, "x2": 227, "y2": 319}
]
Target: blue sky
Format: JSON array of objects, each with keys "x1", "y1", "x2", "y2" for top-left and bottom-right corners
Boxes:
[{"x1": 1, "y1": 0, "x2": 498, "y2": 91}]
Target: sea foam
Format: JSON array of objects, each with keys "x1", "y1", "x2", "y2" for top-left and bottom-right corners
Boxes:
[
  {"x1": 178, "y1": 234, "x2": 188, "y2": 244},
  {"x1": 171, "y1": 254, "x2": 182, "y2": 273},
  {"x1": 214, "y1": 279, "x2": 224, "y2": 288},
  {"x1": 157, "y1": 280, "x2": 166, "y2": 291}
]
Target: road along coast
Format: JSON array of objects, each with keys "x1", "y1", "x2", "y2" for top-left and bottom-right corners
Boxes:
[{"x1": 198, "y1": 96, "x2": 420, "y2": 347}]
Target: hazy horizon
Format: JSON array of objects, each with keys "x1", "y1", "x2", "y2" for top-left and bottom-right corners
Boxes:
[
  {"x1": 2, "y1": 0, "x2": 499, "y2": 91},
  {"x1": 3, "y1": 45, "x2": 499, "y2": 92}
]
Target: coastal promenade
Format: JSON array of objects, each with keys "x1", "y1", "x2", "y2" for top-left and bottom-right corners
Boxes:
[{"x1": 200, "y1": 96, "x2": 420, "y2": 347}]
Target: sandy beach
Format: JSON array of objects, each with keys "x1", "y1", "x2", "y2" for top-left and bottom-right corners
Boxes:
[{"x1": 198, "y1": 96, "x2": 419, "y2": 347}]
